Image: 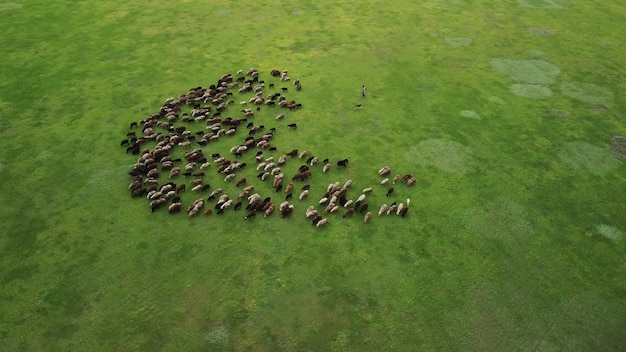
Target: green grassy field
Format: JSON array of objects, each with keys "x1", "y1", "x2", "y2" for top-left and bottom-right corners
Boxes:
[{"x1": 1, "y1": 0, "x2": 625, "y2": 351}]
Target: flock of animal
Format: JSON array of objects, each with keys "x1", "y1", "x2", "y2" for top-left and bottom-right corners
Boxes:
[{"x1": 123, "y1": 68, "x2": 415, "y2": 226}]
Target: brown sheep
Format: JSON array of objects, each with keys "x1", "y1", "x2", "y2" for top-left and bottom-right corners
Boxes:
[
  {"x1": 168, "y1": 202, "x2": 182, "y2": 214},
  {"x1": 378, "y1": 166, "x2": 391, "y2": 176}
]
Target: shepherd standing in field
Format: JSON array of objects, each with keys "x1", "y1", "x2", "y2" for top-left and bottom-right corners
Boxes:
[{"x1": 362, "y1": 85, "x2": 367, "y2": 97}]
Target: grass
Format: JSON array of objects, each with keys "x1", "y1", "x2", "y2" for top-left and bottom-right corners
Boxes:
[{"x1": 1, "y1": 0, "x2": 626, "y2": 351}]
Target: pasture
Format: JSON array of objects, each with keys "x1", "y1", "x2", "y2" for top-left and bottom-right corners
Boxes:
[{"x1": 1, "y1": 0, "x2": 625, "y2": 351}]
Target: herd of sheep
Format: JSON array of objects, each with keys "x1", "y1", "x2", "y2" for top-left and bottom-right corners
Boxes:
[{"x1": 123, "y1": 68, "x2": 416, "y2": 227}]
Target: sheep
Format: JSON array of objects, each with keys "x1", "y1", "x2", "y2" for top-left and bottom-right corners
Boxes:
[
  {"x1": 264, "y1": 162, "x2": 275, "y2": 171},
  {"x1": 209, "y1": 188, "x2": 223, "y2": 199},
  {"x1": 276, "y1": 114, "x2": 285, "y2": 120},
  {"x1": 406, "y1": 198, "x2": 411, "y2": 207},
  {"x1": 316, "y1": 218, "x2": 328, "y2": 227},
  {"x1": 344, "y1": 200, "x2": 354, "y2": 208},
  {"x1": 407, "y1": 177, "x2": 417, "y2": 186},
  {"x1": 356, "y1": 194, "x2": 366, "y2": 203},
  {"x1": 322, "y1": 163, "x2": 331, "y2": 173},
  {"x1": 187, "y1": 200, "x2": 204, "y2": 218},
  {"x1": 150, "y1": 198, "x2": 167, "y2": 212},
  {"x1": 185, "y1": 162, "x2": 197, "y2": 171},
  {"x1": 327, "y1": 182, "x2": 340, "y2": 193},
  {"x1": 299, "y1": 189, "x2": 309, "y2": 200},
  {"x1": 363, "y1": 212, "x2": 372, "y2": 224},
  {"x1": 132, "y1": 188, "x2": 146, "y2": 197},
  {"x1": 248, "y1": 193, "x2": 261, "y2": 205},
  {"x1": 343, "y1": 180, "x2": 353, "y2": 188},
  {"x1": 319, "y1": 197, "x2": 329, "y2": 205},
  {"x1": 401, "y1": 173, "x2": 413, "y2": 181},
  {"x1": 128, "y1": 180, "x2": 142, "y2": 190},
  {"x1": 168, "y1": 202, "x2": 182, "y2": 214},
  {"x1": 147, "y1": 169, "x2": 159, "y2": 178},
  {"x1": 311, "y1": 215, "x2": 323, "y2": 225},
  {"x1": 279, "y1": 201, "x2": 290, "y2": 212},
  {"x1": 281, "y1": 205, "x2": 294, "y2": 218},
  {"x1": 298, "y1": 150, "x2": 308, "y2": 159},
  {"x1": 392, "y1": 174, "x2": 401, "y2": 184},
  {"x1": 343, "y1": 208, "x2": 355, "y2": 218},
  {"x1": 274, "y1": 178, "x2": 283, "y2": 192},
  {"x1": 224, "y1": 173, "x2": 236, "y2": 182},
  {"x1": 236, "y1": 177, "x2": 247, "y2": 187},
  {"x1": 386, "y1": 187, "x2": 394, "y2": 197},
  {"x1": 337, "y1": 159, "x2": 349, "y2": 168},
  {"x1": 264, "y1": 205, "x2": 275, "y2": 218},
  {"x1": 396, "y1": 203, "x2": 405, "y2": 215},
  {"x1": 292, "y1": 170, "x2": 311, "y2": 181},
  {"x1": 362, "y1": 187, "x2": 372, "y2": 194},
  {"x1": 378, "y1": 166, "x2": 391, "y2": 176},
  {"x1": 147, "y1": 191, "x2": 161, "y2": 200},
  {"x1": 378, "y1": 204, "x2": 388, "y2": 216},
  {"x1": 387, "y1": 203, "x2": 397, "y2": 215},
  {"x1": 244, "y1": 211, "x2": 256, "y2": 220},
  {"x1": 380, "y1": 178, "x2": 389, "y2": 185},
  {"x1": 220, "y1": 199, "x2": 233, "y2": 210}
]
